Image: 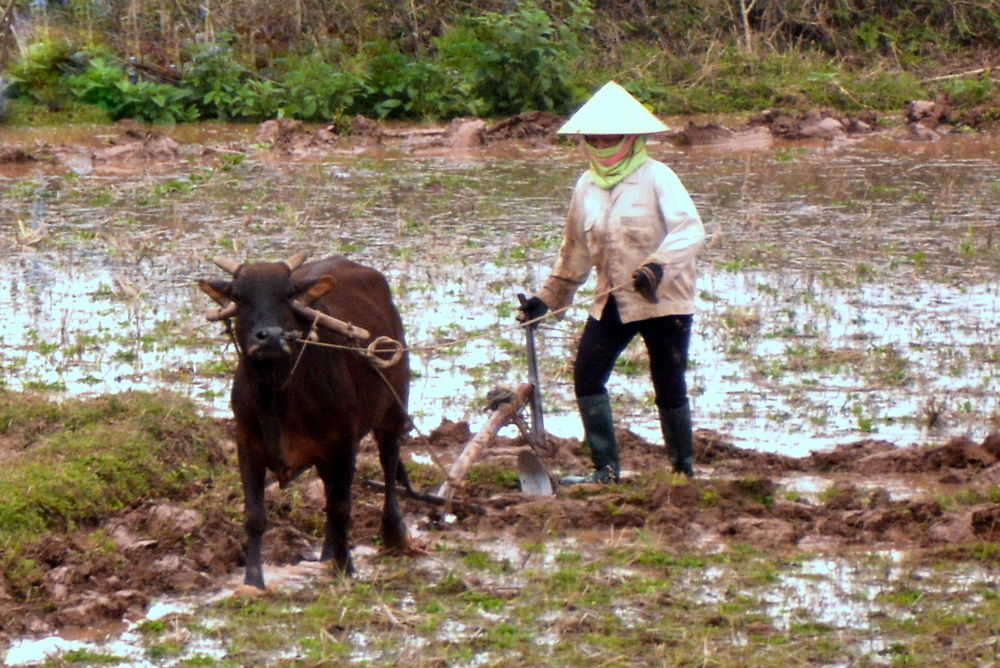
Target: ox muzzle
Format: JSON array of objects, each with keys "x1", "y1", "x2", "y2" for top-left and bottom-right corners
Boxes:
[{"x1": 245, "y1": 326, "x2": 301, "y2": 359}]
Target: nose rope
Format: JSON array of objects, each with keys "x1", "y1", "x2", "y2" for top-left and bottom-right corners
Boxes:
[
  {"x1": 223, "y1": 317, "x2": 243, "y2": 356},
  {"x1": 284, "y1": 313, "x2": 322, "y2": 389}
]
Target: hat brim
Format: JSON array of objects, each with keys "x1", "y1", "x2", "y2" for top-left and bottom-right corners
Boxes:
[{"x1": 557, "y1": 81, "x2": 668, "y2": 135}]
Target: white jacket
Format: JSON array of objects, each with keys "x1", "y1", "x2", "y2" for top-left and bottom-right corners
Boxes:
[{"x1": 538, "y1": 158, "x2": 705, "y2": 323}]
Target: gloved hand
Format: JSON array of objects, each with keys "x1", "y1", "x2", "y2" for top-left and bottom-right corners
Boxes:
[
  {"x1": 516, "y1": 295, "x2": 548, "y2": 323},
  {"x1": 631, "y1": 262, "x2": 663, "y2": 302}
]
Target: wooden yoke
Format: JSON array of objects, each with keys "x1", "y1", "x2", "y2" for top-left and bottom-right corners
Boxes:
[{"x1": 291, "y1": 301, "x2": 371, "y2": 340}]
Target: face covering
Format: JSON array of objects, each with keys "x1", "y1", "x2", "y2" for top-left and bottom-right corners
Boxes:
[{"x1": 586, "y1": 135, "x2": 649, "y2": 189}]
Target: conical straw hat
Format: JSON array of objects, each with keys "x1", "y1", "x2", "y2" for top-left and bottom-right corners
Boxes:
[{"x1": 557, "y1": 81, "x2": 668, "y2": 135}]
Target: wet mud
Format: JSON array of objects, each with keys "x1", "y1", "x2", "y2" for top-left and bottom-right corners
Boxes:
[
  {"x1": 1, "y1": 419, "x2": 998, "y2": 648},
  {"x1": 2, "y1": 93, "x2": 992, "y2": 176}
]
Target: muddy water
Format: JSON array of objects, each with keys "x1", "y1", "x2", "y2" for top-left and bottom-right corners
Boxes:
[
  {"x1": 0, "y1": 125, "x2": 997, "y2": 457},
  {"x1": 7, "y1": 532, "x2": 996, "y2": 667}
]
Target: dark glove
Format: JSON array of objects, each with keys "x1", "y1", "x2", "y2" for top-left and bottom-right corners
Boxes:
[
  {"x1": 631, "y1": 262, "x2": 663, "y2": 302},
  {"x1": 517, "y1": 294, "x2": 548, "y2": 323}
]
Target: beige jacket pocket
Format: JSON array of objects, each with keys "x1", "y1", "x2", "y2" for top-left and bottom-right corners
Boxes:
[{"x1": 620, "y1": 215, "x2": 660, "y2": 250}]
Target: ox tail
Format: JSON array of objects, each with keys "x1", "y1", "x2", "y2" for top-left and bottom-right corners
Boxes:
[{"x1": 395, "y1": 461, "x2": 448, "y2": 506}]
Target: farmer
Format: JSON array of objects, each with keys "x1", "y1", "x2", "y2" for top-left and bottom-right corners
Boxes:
[{"x1": 517, "y1": 81, "x2": 706, "y2": 484}]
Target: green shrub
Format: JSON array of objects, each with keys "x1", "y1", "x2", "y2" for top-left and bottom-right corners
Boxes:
[
  {"x1": 940, "y1": 73, "x2": 994, "y2": 109},
  {"x1": 356, "y1": 41, "x2": 467, "y2": 120},
  {"x1": 180, "y1": 35, "x2": 256, "y2": 120},
  {"x1": 270, "y1": 51, "x2": 364, "y2": 121},
  {"x1": 1, "y1": 0, "x2": 994, "y2": 124},
  {"x1": 0, "y1": 97, "x2": 111, "y2": 126},
  {"x1": 67, "y1": 56, "x2": 197, "y2": 123},
  {"x1": 435, "y1": 1, "x2": 586, "y2": 117},
  {"x1": 4, "y1": 38, "x2": 79, "y2": 109},
  {"x1": 648, "y1": 47, "x2": 928, "y2": 114}
]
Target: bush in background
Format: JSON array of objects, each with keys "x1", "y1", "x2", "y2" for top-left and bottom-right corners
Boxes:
[{"x1": 0, "y1": 0, "x2": 997, "y2": 126}]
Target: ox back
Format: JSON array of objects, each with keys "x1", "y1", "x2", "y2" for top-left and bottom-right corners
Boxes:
[{"x1": 199, "y1": 253, "x2": 411, "y2": 588}]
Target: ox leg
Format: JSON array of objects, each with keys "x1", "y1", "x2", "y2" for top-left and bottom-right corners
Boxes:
[
  {"x1": 375, "y1": 432, "x2": 409, "y2": 552},
  {"x1": 239, "y1": 453, "x2": 268, "y2": 589},
  {"x1": 317, "y1": 456, "x2": 355, "y2": 575}
]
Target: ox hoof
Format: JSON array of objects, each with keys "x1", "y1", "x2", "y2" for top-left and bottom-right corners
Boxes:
[
  {"x1": 381, "y1": 521, "x2": 410, "y2": 553},
  {"x1": 402, "y1": 541, "x2": 429, "y2": 558},
  {"x1": 380, "y1": 536, "x2": 426, "y2": 558},
  {"x1": 320, "y1": 554, "x2": 355, "y2": 577},
  {"x1": 232, "y1": 583, "x2": 266, "y2": 597}
]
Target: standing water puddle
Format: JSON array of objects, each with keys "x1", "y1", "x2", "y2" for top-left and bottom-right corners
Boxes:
[
  {"x1": 9, "y1": 532, "x2": 995, "y2": 667},
  {"x1": 0, "y1": 128, "x2": 995, "y2": 453}
]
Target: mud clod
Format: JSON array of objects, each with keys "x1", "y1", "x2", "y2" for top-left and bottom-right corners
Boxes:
[{"x1": 2, "y1": 411, "x2": 998, "y2": 645}]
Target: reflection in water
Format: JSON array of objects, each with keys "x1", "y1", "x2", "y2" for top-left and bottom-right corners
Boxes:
[{"x1": 0, "y1": 132, "x2": 996, "y2": 457}]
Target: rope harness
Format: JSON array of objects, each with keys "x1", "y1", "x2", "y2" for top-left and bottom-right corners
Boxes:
[
  {"x1": 291, "y1": 282, "x2": 625, "y2": 365},
  {"x1": 211, "y1": 282, "x2": 630, "y2": 473}
]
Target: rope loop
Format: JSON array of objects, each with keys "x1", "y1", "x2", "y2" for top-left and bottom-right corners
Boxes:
[{"x1": 365, "y1": 335, "x2": 405, "y2": 369}]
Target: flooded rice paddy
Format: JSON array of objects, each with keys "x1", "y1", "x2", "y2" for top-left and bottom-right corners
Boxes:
[
  {"x1": 0, "y1": 124, "x2": 996, "y2": 455},
  {"x1": 1, "y1": 122, "x2": 999, "y2": 666}
]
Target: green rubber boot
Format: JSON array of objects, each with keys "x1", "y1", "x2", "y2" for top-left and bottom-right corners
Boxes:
[
  {"x1": 560, "y1": 393, "x2": 620, "y2": 486},
  {"x1": 659, "y1": 402, "x2": 695, "y2": 477}
]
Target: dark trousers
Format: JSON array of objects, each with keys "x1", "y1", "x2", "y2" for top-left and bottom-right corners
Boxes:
[{"x1": 573, "y1": 297, "x2": 692, "y2": 410}]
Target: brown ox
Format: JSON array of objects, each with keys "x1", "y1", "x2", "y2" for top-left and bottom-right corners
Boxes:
[{"x1": 198, "y1": 251, "x2": 412, "y2": 588}]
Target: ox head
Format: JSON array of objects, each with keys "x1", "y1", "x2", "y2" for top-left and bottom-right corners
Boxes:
[{"x1": 198, "y1": 251, "x2": 335, "y2": 360}]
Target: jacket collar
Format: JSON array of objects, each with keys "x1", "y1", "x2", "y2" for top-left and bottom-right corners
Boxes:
[{"x1": 608, "y1": 159, "x2": 649, "y2": 203}]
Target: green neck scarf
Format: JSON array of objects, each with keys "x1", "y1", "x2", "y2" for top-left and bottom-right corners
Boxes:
[{"x1": 586, "y1": 135, "x2": 649, "y2": 189}]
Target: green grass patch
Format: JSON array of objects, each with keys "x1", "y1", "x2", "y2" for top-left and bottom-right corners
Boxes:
[{"x1": 0, "y1": 390, "x2": 226, "y2": 584}]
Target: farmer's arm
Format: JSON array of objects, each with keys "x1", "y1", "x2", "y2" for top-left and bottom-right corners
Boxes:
[
  {"x1": 537, "y1": 177, "x2": 593, "y2": 312},
  {"x1": 645, "y1": 163, "x2": 706, "y2": 272}
]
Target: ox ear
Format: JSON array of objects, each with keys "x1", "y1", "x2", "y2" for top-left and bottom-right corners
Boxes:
[
  {"x1": 295, "y1": 275, "x2": 336, "y2": 305},
  {"x1": 198, "y1": 279, "x2": 233, "y2": 306}
]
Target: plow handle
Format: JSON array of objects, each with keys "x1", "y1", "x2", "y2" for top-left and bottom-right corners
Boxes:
[{"x1": 517, "y1": 293, "x2": 546, "y2": 449}]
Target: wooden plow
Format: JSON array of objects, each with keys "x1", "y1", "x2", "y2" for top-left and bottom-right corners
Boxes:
[{"x1": 435, "y1": 382, "x2": 555, "y2": 501}]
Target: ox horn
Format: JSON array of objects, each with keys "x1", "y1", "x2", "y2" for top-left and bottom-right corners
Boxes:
[
  {"x1": 283, "y1": 250, "x2": 308, "y2": 271},
  {"x1": 212, "y1": 255, "x2": 242, "y2": 275},
  {"x1": 291, "y1": 301, "x2": 370, "y2": 340},
  {"x1": 206, "y1": 301, "x2": 237, "y2": 321}
]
